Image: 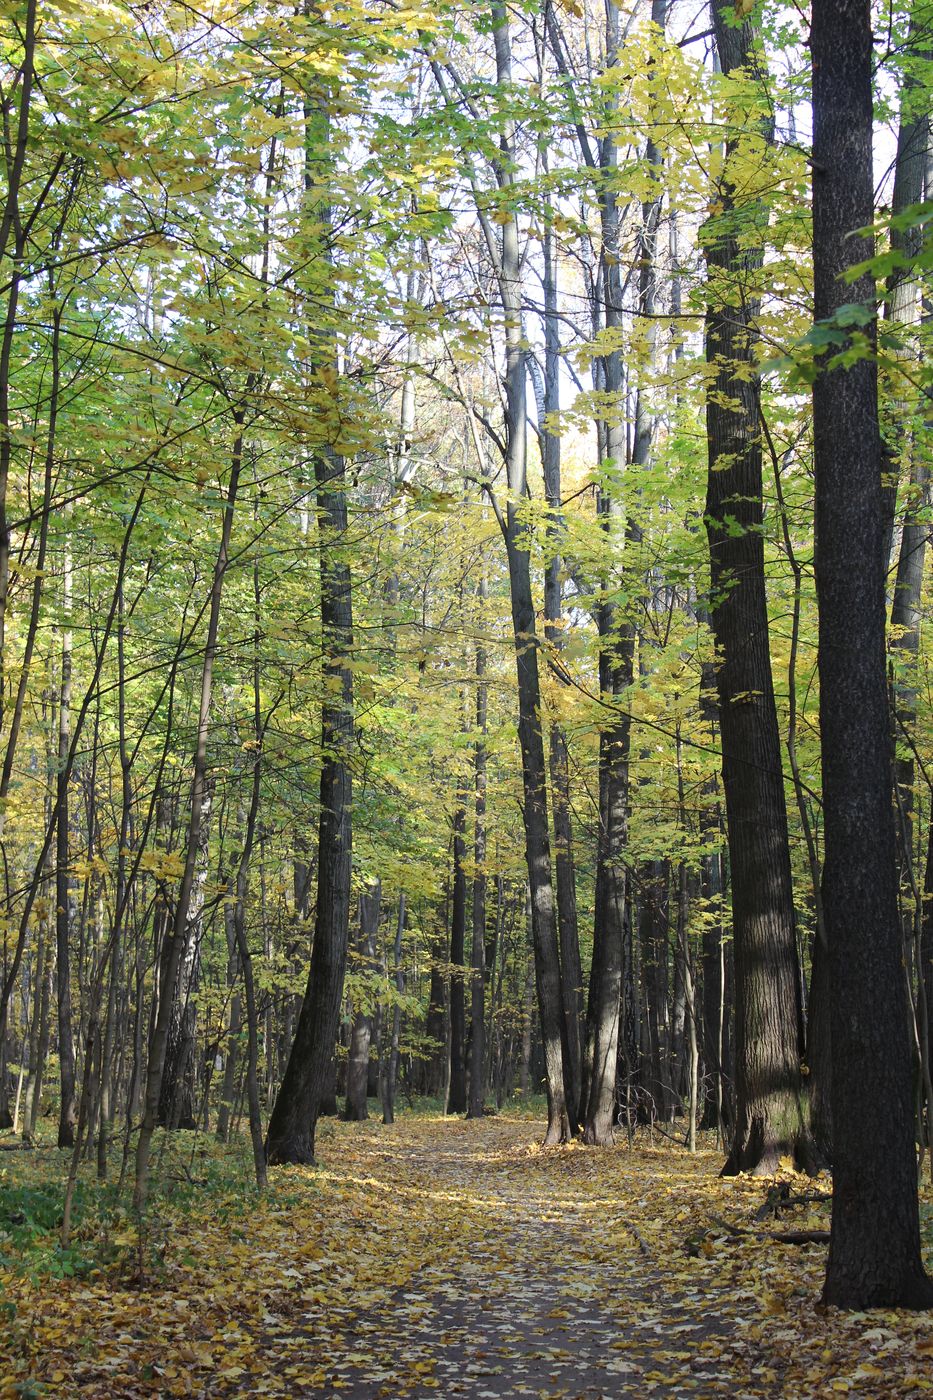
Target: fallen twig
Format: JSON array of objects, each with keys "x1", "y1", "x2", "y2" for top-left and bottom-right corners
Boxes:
[{"x1": 705, "y1": 1213, "x2": 829, "y2": 1247}]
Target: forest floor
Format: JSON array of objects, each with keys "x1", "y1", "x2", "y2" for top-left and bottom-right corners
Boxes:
[{"x1": 1, "y1": 1112, "x2": 933, "y2": 1398}]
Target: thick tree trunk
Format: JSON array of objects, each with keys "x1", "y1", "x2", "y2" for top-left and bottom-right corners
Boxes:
[
  {"x1": 812, "y1": 0, "x2": 933, "y2": 1309},
  {"x1": 263, "y1": 83, "x2": 355, "y2": 1165},
  {"x1": 264, "y1": 438, "x2": 354, "y2": 1160},
  {"x1": 705, "y1": 1, "x2": 815, "y2": 1176}
]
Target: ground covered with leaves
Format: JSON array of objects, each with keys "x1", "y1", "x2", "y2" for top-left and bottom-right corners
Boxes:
[{"x1": 1, "y1": 1113, "x2": 932, "y2": 1397}]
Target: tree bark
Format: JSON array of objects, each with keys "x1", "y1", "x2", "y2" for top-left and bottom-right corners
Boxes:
[
  {"x1": 345, "y1": 883, "x2": 380, "y2": 1122},
  {"x1": 639, "y1": 860, "x2": 671, "y2": 1124},
  {"x1": 704, "y1": 0, "x2": 815, "y2": 1175},
  {"x1": 134, "y1": 425, "x2": 244, "y2": 1211},
  {"x1": 264, "y1": 88, "x2": 355, "y2": 1166},
  {"x1": 539, "y1": 212, "x2": 583, "y2": 1132},
  {"x1": 55, "y1": 543, "x2": 77, "y2": 1149},
  {"x1": 381, "y1": 896, "x2": 405, "y2": 1125},
  {"x1": 490, "y1": 1, "x2": 569, "y2": 1145},
  {"x1": 468, "y1": 615, "x2": 488, "y2": 1120},
  {"x1": 812, "y1": 0, "x2": 933, "y2": 1308},
  {"x1": 448, "y1": 788, "x2": 468, "y2": 1114}
]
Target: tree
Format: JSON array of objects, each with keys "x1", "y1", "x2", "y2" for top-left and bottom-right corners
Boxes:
[
  {"x1": 263, "y1": 74, "x2": 356, "y2": 1165},
  {"x1": 703, "y1": 0, "x2": 816, "y2": 1175},
  {"x1": 811, "y1": 0, "x2": 933, "y2": 1309}
]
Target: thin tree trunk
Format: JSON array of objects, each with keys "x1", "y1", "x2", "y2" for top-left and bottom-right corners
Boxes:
[
  {"x1": 468, "y1": 609, "x2": 488, "y2": 1120},
  {"x1": 448, "y1": 785, "x2": 468, "y2": 1115},
  {"x1": 134, "y1": 420, "x2": 245, "y2": 1212},
  {"x1": 55, "y1": 542, "x2": 77, "y2": 1148},
  {"x1": 381, "y1": 896, "x2": 405, "y2": 1125},
  {"x1": 538, "y1": 208, "x2": 583, "y2": 1131},
  {"x1": 639, "y1": 860, "x2": 671, "y2": 1124},
  {"x1": 344, "y1": 883, "x2": 380, "y2": 1122}
]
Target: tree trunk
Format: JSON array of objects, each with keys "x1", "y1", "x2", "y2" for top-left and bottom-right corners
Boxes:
[
  {"x1": 480, "y1": 2, "x2": 569, "y2": 1145},
  {"x1": 639, "y1": 860, "x2": 671, "y2": 1124},
  {"x1": 134, "y1": 424, "x2": 244, "y2": 1211},
  {"x1": 583, "y1": 625, "x2": 631, "y2": 1145},
  {"x1": 468, "y1": 619, "x2": 488, "y2": 1120},
  {"x1": 344, "y1": 883, "x2": 380, "y2": 1123},
  {"x1": 887, "y1": 15, "x2": 931, "y2": 886},
  {"x1": 539, "y1": 213, "x2": 583, "y2": 1132},
  {"x1": 448, "y1": 789, "x2": 468, "y2": 1114},
  {"x1": 806, "y1": 927, "x2": 833, "y2": 1161},
  {"x1": 424, "y1": 910, "x2": 448, "y2": 1099},
  {"x1": 704, "y1": 0, "x2": 815, "y2": 1176},
  {"x1": 158, "y1": 813, "x2": 207, "y2": 1132},
  {"x1": 55, "y1": 544, "x2": 77, "y2": 1149},
  {"x1": 812, "y1": 0, "x2": 933, "y2": 1308},
  {"x1": 381, "y1": 896, "x2": 405, "y2": 1125},
  {"x1": 263, "y1": 91, "x2": 355, "y2": 1167}
]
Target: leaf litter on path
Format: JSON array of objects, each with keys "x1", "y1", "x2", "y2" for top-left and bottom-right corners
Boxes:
[{"x1": 1, "y1": 1115, "x2": 932, "y2": 1397}]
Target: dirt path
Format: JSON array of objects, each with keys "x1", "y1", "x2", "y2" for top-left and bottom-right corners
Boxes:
[{"x1": 250, "y1": 1119, "x2": 757, "y2": 1398}]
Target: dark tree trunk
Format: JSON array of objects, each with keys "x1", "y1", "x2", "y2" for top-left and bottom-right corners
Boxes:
[
  {"x1": 381, "y1": 896, "x2": 405, "y2": 1125},
  {"x1": 264, "y1": 444, "x2": 354, "y2": 1163},
  {"x1": 618, "y1": 882, "x2": 640, "y2": 1129},
  {"x1": 887, "y1": 12, "x2": 931, "y2": 890},
  {"x1": 699, "y1": 845, "x2": 726, "y2": 1135},
  {"x1": 639, "y1": 860, "x2": 671, "y2": 1123},
  {"x1": 344, "y1": 883, "x2": 380, "y2": 1122},
  {"x1": 468, "y1": 622, "x2": 488, "y2": 1120},
  {"x1": 448, "y1": 790, "x2": 468, "y2": 1115},
  {"x1": 366, "y1": 1005, "x2": 382, "y2": 1102},
  {"x1": 424, "y1": 911, "x2": 448, "y2": 1099},
  {"x1": 805, "y1": 928, "x2": 833, "y2": 1162},
  {"x1": 485, "y1": 2, "x2": 569, "y2": 1145},
  {"x1": 55, "y1": 555, "x2": 76, "y2": 1149},
  {"x1": 539, "y1": 215, "x2": 583, "y2": 1132},
  {"x1": 158, "y1": 975, "x2": 198, "y2": 1131},
  {"x1": 812, "y1": 0, "x2": 933, "y2": 1309},
  {"x1": 704, "y1": 0, "x2": 815, "y2": 1176},
  {"x1": 263, "y1": 87, "x2": 355, "y2": 1167},
  {"x1": 922, "y1": 824, "x2": 933, "y2": 1120},
  {"x1": 505, "y1": 523, "x2": 570, "y2": 1143},
  {"x1": 583, "y1": 622, "x2": 632, "y2": 1145}
]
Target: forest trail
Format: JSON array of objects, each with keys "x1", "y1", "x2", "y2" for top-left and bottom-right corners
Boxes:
[
  {"x1": 277, "y1": 1117, "x2": 739, "y2": 1398},
  {"x1": 3, "y1": 1114, "x2": 932, "y2": 1398}
]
